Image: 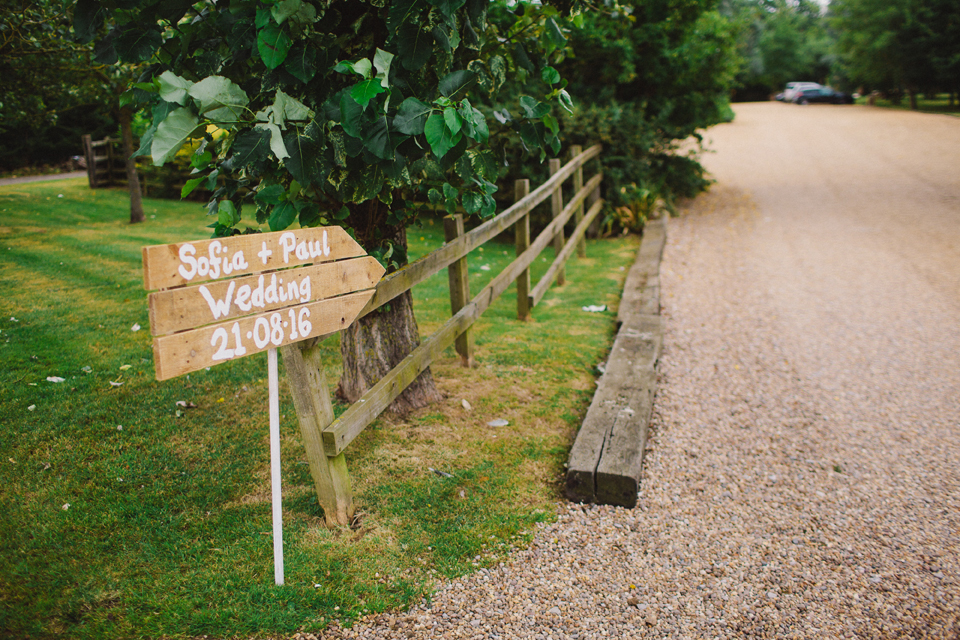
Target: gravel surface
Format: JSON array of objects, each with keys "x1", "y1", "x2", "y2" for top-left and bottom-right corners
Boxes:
[{"x1": 311, "y1": 103, "x2": 960, "y2": 638}]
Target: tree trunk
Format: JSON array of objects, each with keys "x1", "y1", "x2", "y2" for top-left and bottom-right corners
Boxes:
[
  {"x1": 908, "y1": 88, "x2": 918, "y2": 111},
  {"x1": 337, "y1": 209, "x2": 442, "y2": 415},
  {"x1": 119, "y1": 106, "x2": 145, "y2": 224}
]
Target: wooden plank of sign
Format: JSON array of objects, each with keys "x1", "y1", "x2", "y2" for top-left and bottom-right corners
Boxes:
[
  {"x1": 152, "y1": 290, "x2": 373, "y2": 381},
  {"x1": 148, "y1": 256, "x2": 385, "y2": 336},
  {"x1": 142, "y1": 227, "x2": 366, "y2": 291}
]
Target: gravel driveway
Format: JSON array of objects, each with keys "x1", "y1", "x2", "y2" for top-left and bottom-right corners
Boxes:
[{"x1": 319, "y1": 103, "x2": 960, "y2": 638}]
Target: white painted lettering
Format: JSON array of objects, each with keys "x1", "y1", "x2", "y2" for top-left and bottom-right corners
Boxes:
[
  {"x1": 233, "y1": 251, "x2": 248, "y2": 272},
  {"x1": 251, "y1": 275, "x2": 265, "y2": 308},
  {"x1": 198, "y1": 281, "x2": 235, "y2": 320},
  {"x1": 279, "y1": 232, "x2": 297, "y2": 263},
  {"x1": 278, "y1": 279, "x2": 288, "y2": 303},
  {"x1": 207, "y1": 241, "x2": 222, "y2": 279},
  {"x1": 286, "y1": 281, "x2": 299, "y2": 303},
  {"x1": 295, "y1": 240, "x2": 309, "y2": 260},
  {"x1": 323, "y1": 229, "x2": 330, "y2": 256},
  {"x1": 265, "y1": 274, "x2": 279, "y2": 304},
  {"x1": 308, "y1": 240, "x2": 324, "y2": 258},
  {"x1": 235, "y1": 284, "x2": 252, "y2": 311},
  {"x1": 258, "y1": 242, "x2": 273, "y2": 265},
  {"x1": 177, "y1": 244, "x2": 198, "y2": 280},
  {"x1": 197, "y1": 256, "x2": 210, "y2": 277},
  {"x1": 299, "y1": 277, "x2": 311, "y2": 303}
]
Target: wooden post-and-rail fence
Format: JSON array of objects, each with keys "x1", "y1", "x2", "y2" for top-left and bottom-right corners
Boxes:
[
  {"x1": 280, "y1": 144, "x2": 604, "y2": 526},
  {"x1": 81, "y1": 135, "x2": 130, "y2": 189}
]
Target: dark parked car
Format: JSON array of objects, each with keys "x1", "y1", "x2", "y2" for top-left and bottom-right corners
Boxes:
[{"x1": 793, "y1": 87, "x2": 855, "y2": 105}]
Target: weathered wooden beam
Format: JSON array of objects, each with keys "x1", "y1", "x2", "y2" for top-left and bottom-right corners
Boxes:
[
  {"x1": 549, "y1": 158, "x2": 566, "y2": 286},
  {"x1": 529, "y1": 173, "x2": 604, "y2": 307},
  {"x1": 529, "y1": 198, "x2": 603, "y2": 308},
  {"x1": 281, "y1": 341, "x2": 354, "y2": 527},
  {"x1": 444, "y1": 215, "x2": 475, "y2": 367},
  {"x1": 323, "y1": 183, "x2": 602, "y2": 456},
  {"x1": 616, "y1": 217, "x2": 667, "y2": 327},
  {"x1": 515, "y1": 179, "x2": 532, "y2": 321},
  {"x1": 358, "y1": 145, "x2": 602, "y2": 318},
  {"x1": 570, "y1": 145, "x2": 586, "y2": 258}
]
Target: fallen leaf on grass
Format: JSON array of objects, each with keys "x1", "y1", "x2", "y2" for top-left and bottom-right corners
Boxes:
[
  {"x1": 175, "y1": 400, "x2": 197, "y2": 409},
  {"x1": 480, "y1": 264, "x2": 491, "y2": 271},
  {"x1": 62, "y1": 503, "x2": 70, "y2": 511},
  {"x1": 130, "y1": 323, "x2": 141, "y2": 332},
  {"x1": 81, "y1": 366, "x2": 92, "y2": 374},
  {"x1": 109, "y1": 381, "x2": 123, "y2": 387},
  {"x1": 461, "y1": 399, "x2": 472, "y2": 411},
  {"x1": 119, "y1": 364, "x2": 131, "y2": 371},
  {"x1": 487, "y1": 419, "x2": 509, "y2": 427},
  {"x1": 46, "y1": 376, "x2": 65, "y2": 383},
  {"x1": 27, "y1": 405, "x2": 36, "y2": 411},
  {"x1": 429, "y1": 467, "x2": 453, "y2": 478},
  {"x1": 582, "y1": 305, "x2": 607, "y2": 312}
]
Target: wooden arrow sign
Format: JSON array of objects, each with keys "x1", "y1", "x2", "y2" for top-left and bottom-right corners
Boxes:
[{"x1": 143, "y1": 227, "x2": 385, "y2": 381}]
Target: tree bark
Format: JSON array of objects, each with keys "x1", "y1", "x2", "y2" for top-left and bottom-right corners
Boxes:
[
  {"x1": 119, "y1": 106, "x2": 145, "y2": 224},
  {"x1": 337, "y1": 207, "x2": 442, "y2": 415}
]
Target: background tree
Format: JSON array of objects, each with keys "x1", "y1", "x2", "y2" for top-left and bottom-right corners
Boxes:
[
  {"x1": 75, "y1": 0, "x2": 571, "y2": 412},
  {"x1": 555, "y1": 0, "x2": 739, "y2": 218},
  {"x1": 1, "y1": 0, "x2": 145, "y2": 221}
]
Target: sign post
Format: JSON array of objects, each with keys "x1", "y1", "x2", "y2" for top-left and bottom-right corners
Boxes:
[{"x1": 142, "y1": 227, "x2": 384, "y2": 584}]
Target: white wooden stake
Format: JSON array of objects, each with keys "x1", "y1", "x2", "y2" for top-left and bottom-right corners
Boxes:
[{"x1": 268, "y1": 347, "x2": 285, "y2": 586}]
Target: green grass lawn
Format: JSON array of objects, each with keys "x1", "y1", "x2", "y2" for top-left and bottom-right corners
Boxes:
[
  {"x1": 857, "y1": 92, "x2": 960, "y2": 116},
  {"x1": 0, "y1": 178, "x2": 639, "y2": 638}
]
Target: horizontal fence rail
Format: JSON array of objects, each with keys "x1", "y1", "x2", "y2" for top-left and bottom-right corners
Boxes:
[
  {"x1": 283, "y1": 144, "x2": 605, "y2": 525},
  {"x1": 323, "y1": 145, "x2": 603, "y2": 456}
]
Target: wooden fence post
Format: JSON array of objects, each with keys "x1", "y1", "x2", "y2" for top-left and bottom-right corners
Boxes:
[
  {"x1": 571, "y1": 145, "x2": 586, "y2": 258},
  {"x1": 81, "y1": 135, "x2": 96, "y2": 189},
  {"x1": 280, "y1": 341, "x2": 355, "y2": 527},
  {"x1": 549, "y1": 158, "x2": 566, "y2": 286},
  {"x1": 444, "y1": 215, "x2": 475, "y2": 367},
  {"x1": 515, "y1": 179, "x2": 532, "y2": 321}
]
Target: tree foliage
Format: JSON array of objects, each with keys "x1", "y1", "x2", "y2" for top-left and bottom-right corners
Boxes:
[
  {"x1": 0, "y1": 0, "x2": 119, "y2": 169},
  {"x1": 831, "y1": 0, "x2": 960, "y2": 101},
  {"x1": 555, "y1": 0, "x2": 738, "y2": 211},
  {"x1": 75, "y1": 0, "x2": 571, "y2": 262}
]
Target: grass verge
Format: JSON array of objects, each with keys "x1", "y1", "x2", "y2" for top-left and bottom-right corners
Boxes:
[
  {"x1": 0, "y1": 178, "x2": 639, "y2": 638},
  {"x1": 856, "y1": 92, "x2": 960, "y2": 116}
]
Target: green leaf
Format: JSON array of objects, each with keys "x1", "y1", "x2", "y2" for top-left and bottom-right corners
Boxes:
[
  {"x1": 255, "y1": 184, "x2": 286, "y2": 205},
  {"x1": 363, "y1": 115, "x2": 395, "y2": 160},
  {"x1": 558, "y1": 89, "x2": 574, "y2": 114},
  {"x1": 181, "y1": 176, "x2": 206, "y2": 199},
  {"x1": 480, "y1": 194, "x2": 496, "y2": 218},
  {"x1": 374, "y1": 49, "x2": 394, "y2": 89},
  {"x1": 115, "y1": 24, "x2": 161, "y2": 62},
  {"x1": 443, "y1": 107, "x2": 463, "y2": 136},
  {"x1": 541, "y1": 66, "x2": 560, "y2": 85},
  {"x1": 229, "y1": 128, "x2": 272, "y2": 169},
  {"x1": 544, "y1": 18, "x2": 567, "y2": 50},
  {"x1": 271, "y1": 0, "x2": 302, "y2": 24},
  {"x1": 285, "y1": 44, "x2": 318, "y2": 83},
  {"x1": 426, "y1": 0, "x2": 466, "y2": 20},
  {"x1": 424, "y1": 113, "x2": 460, "y2": 159},
  {"x1": 427, "y1": 188, "x2": 442, "y2": 204},
  {"x1": 442, "y1": 182, "x2": 459, "y2": 215},
  {"x1": 542, "y1": 113, "x2": 559, "y2": 136},
  {"x1": 255, "y1": 123, "x2": 289, "y2": 160},
  {"x1": 438, "y1": 70, "x2": 477, "y2": 100},
  {"x1": 73, "y1": 0, "x2": 104, "y2": 44},
  {"x1": 462, "y1": 191, "x2": 482, "y2": 214},
  {"x1": 151, "y1": 108, "x2": 199, "y2": 166},
  {"x1": 257, "y1": 90, "x2": 314, "y2": 127},
  {"x1": 351, "y1": 79, "x2": 386, "y2": 109},
  {"x1": 339, "y1": 93, "x2": 365, "y2": 138},
  {"x1": 393, "y1": 98, "x2": 432, "y2": 135},
  {"x1": 158, "y1": 71, "x2": 194, "y2": 105},
  {"x1": 397, "y1": 24, "x2": 434, "y2": 71},
  {"x1": 387, "y1": 0, "x2": 426, "y2": 34},
  {"x1": 334, "y1": 59, "x2": 373, "y2": 78},
  {"x1": 258, "y1": 24, "x2": 293, "y2": 69},
  {"x1": 255, "y1": 7, "x2": 272, "y2": 28},
  {"x1": 218, "y1": 201, "x2": 240, "y2": 227},
  {"x1": 520, "y1": 96, "x2": 551, "y2": 119},
  {"x1": 268, "y1": 201, "x2": 298, "y2": 231},
  {"x1": 188, "y1": 76, "x2": 249, "y2": 122},
  {"x1": 283, "y1": 122, "x2": 326, "y2": 186}
]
